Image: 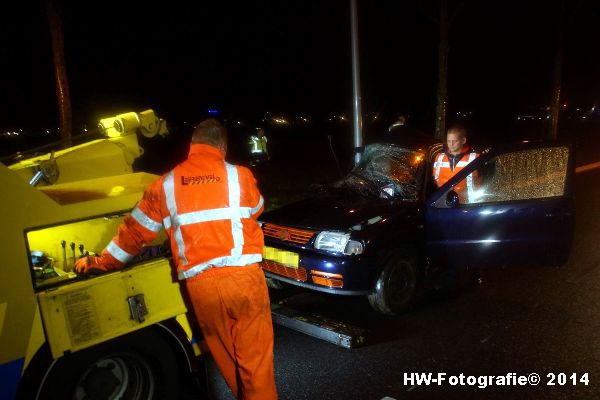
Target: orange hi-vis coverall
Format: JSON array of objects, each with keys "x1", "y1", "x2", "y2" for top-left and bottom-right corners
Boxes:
[
  {"x1": 432, "y1": 146, "x2": 479, "y2": 200},
  {"x1": 96, "y1": 144, "x2": 277, "y2": 399}
]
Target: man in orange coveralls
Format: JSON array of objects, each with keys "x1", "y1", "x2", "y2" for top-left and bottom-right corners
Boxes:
[{"x1": 75, "y1": 119, "x2": 278, "y2": 399}]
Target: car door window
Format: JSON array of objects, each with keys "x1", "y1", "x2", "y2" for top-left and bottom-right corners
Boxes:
[{"x1": 454, "y1": 146, "x2": 569, "y2": 204}]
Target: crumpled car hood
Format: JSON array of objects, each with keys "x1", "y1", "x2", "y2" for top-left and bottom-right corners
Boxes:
[{"x1": 262, "y1": 192, "x2": 412, "y2": 231}]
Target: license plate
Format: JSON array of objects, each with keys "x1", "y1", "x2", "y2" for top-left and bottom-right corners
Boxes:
[{"x1": 263, "y1": 246, "x2": 299, "y2": 269}]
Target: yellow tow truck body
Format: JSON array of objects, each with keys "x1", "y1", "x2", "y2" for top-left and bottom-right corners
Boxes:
[{"x1": 0, "y1": 110, "x2": 203, "y2": 400}]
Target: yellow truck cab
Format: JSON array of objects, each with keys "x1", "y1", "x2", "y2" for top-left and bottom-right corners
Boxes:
[{"x1": 0, "y1": 111, "x2": 204, "y2": 400}]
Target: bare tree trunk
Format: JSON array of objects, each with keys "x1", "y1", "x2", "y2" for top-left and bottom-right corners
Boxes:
[
  {"x1": 45, "y1": 0, "x2": 72, "y2": 145},
  {"x1": 435, "y1": 0, "x2": 448, "y2": 140},
  {"x1": 549, "y1": 0, "x2": 566, "y2": 140}
]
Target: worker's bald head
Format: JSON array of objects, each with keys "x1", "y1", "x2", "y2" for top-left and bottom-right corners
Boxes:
[{"x1": 191, "y1": 119, "x2": 228, "y2": 153}]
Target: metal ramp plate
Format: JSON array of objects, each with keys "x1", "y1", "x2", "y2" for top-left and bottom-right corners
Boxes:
[{"x1": 271, "y1": 303, "x2": 367, "y2": 348}]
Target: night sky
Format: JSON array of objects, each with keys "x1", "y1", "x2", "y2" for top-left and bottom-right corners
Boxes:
[{"x1": 1, "y1": 0, "x2": 599, "y2": 131}]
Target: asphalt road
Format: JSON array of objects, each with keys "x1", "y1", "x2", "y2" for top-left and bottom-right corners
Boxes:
[{"x1": 207, "y1": 152, "x2": 600, "y2": 399}]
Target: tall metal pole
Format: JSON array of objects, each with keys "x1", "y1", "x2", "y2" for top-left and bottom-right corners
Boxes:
[
  {"x1": 45, "y1": 0, "x2": 72, "y2": 146},
  {"x1": 435, "y1": 0, "x2": 448, "y2": 141},
  {"x1": 549, "y1": 0, "x2": 566, "y2": 140},
  {"x1": 350, "y1": 0, "x2": 363, "y2": 165}
]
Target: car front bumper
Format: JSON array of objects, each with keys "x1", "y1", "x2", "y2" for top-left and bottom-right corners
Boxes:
[{"x1": 260, "y1": 243, "x2": 379, "y2": 295}]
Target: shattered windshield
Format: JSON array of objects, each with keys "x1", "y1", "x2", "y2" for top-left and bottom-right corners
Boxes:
[{"x1": 333, "y1": 144, "x2": 425, "y2": 200}]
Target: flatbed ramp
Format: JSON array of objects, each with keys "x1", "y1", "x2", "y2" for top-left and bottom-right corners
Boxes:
[{"x1": 271, "y1": 303, "x2": 368, "y2": 348}]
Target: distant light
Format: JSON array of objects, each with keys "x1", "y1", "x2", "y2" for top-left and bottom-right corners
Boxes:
[
  {"x1": 562, "y1": 103, "x2": 567, "y2": 108},
  {"x1": 207, "y1": 109, "x2": 219, "y2": 115},
  {"x1": 272, "y1": 117, "x2": 288, "y2": 125},
  {"x1": 591, "y1": 106, "x2": 596, "y2": 112},
  {"x1": 481, "y1": 238, "x2": 500, "y2": 245}
]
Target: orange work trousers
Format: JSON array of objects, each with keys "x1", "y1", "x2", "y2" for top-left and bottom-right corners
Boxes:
[{"x1": 185, "y1": 264, "x2": 277, "y2": 400}]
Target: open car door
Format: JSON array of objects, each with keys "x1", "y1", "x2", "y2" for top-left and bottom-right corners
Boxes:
[{"x1": 426, "y1": 141, "x2": 574, "y2": 269}]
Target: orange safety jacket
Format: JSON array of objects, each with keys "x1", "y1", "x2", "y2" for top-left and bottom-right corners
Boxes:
[
  {"x1": 432, "y1": 146, "x2": 479, "y2": 199},
  {"x1": 100, "y1": 144, "x2": 265, "y2": 280}
]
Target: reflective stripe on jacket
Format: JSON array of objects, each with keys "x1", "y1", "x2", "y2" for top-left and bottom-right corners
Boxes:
[
  {"x1": 102, "y1": 144, "x2": 265, "y2": 280},
  {"x1": 433, "y1": 148, "x2": 479, "y2": 199}
]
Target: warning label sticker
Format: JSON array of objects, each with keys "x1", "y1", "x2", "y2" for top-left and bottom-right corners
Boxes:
[{"x1": 63, "y1": 291, "x2": 101, "y2": 346}]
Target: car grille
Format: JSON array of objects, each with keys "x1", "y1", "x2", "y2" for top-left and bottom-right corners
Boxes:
[
  {"x1": 261, "y1": 259, "x2": 308, "y2": 282},
  {"x1": 263, "y1": 223, "x2": 316, "y2": 245}
]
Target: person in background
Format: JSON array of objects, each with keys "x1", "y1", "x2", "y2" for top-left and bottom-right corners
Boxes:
[
  {"x1": 76, "y1": 119, "x2": 278, "y2": 400},
  {"x1": 249, "y1": 127, "x2": 269, "y2": 166}
]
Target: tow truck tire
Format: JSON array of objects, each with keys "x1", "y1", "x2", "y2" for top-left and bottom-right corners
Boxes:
[
  {"x1": 368, "y1": 252, "x2": 418, "y2": 316},
  {"x1": 35, "y1": 328, "x2": 181, "y2": 400}
]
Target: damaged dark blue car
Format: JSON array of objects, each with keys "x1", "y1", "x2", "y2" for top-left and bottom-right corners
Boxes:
[{"x1": 259, "y1": 134, "x2": 574, "y2": 315}]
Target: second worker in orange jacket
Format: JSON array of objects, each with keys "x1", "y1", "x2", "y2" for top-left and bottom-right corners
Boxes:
[{"x1": 433, "y1": 124, "x2": 479, "y2": 201}]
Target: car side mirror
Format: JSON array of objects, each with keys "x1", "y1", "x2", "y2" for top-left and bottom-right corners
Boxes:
[{"x1": 446, "y1": 190, "x2": 460, "y2": 207}]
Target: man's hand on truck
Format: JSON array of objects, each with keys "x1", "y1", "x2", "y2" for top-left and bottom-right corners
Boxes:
[{"x1": 74, "y1": 255, "x2": 110, "y2": 275}]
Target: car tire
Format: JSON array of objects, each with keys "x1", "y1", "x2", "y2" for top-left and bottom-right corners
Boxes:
[
  {"x1": 368, "y1": 252, "x2": 418, "y2": 316},
  {"x1": 33, "y1": 328, "x2": 183, "y2": 400}
]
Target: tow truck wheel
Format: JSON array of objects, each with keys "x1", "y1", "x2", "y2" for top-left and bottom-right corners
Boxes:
[
  {"x1": 368, "y1": 252, "x2": 418, "y2": 316},
  {"x1": 35, "y1": 328, "x2": 181, "y2": 400}
]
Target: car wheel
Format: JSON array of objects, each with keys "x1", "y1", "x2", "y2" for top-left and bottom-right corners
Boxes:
[
  {"x1": 368, "y1": 252, "x2": 418, "y2": 316},
  {"x1": 34, "y1": 328, "x2": 182, "y2": 400}
]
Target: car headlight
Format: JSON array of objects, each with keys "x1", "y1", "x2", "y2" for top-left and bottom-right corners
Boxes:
[{"x1": 314, "y1": 231, "x2": 364, "y2": 255}]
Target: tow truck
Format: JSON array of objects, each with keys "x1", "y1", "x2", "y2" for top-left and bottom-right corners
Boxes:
[{"x1": 0, "y1": 110, "x2": 205, "y2": 400}]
